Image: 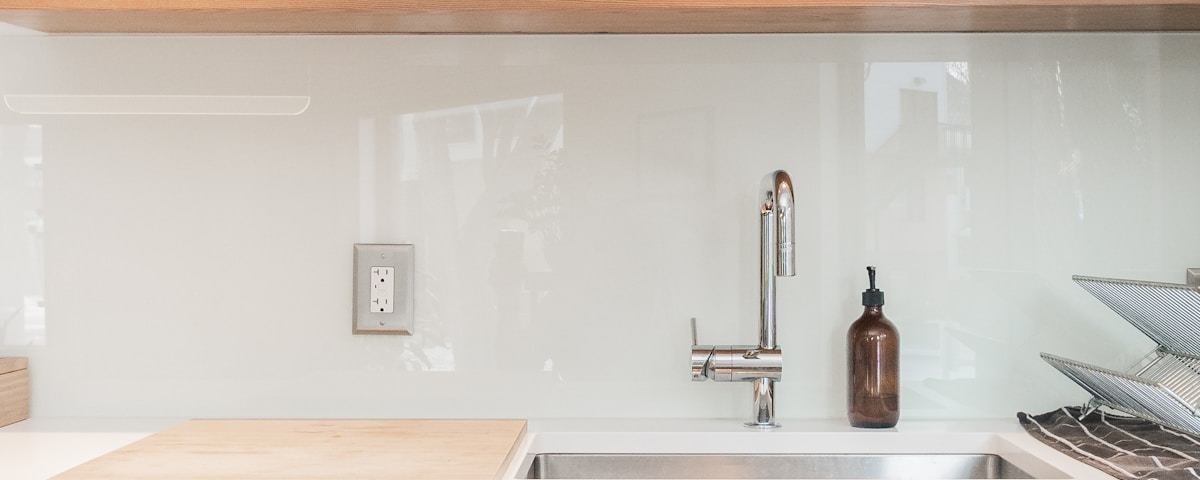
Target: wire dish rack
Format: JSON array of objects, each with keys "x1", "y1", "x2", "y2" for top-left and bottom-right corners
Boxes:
[{"x1": 1042, "y1": 270, "x2": 1200, "y2": 435}]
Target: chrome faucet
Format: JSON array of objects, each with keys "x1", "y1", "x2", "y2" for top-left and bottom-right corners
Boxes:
[{"x1": 691, "y1": 170, "x2": 795, "y2": 429}]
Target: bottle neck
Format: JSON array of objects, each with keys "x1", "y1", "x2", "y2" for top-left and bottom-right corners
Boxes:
[{"x1": 862, "y1": 305, "x2": 884, "y2": 315}]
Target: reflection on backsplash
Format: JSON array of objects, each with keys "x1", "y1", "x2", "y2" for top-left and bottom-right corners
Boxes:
[
  {"x1": 0, "y1": 34, "x2": 1195, "y2": 419},
  {"x1": 359, "y1": 95, "x2": 565, "y2": 372},
  {"x1": 858, "y1": 56, "x2": 1180, "y2": 417},
  {"x1": 0, "y1": 124, "x2": 43, "y2": 347},
  {"x1": 863, "y1": 62, "x2": 977, "y2": 414}
]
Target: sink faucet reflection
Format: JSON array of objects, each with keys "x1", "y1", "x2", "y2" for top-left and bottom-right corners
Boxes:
[{"x1": 691, "y1": 170, "x2": 795, "y2": 429}]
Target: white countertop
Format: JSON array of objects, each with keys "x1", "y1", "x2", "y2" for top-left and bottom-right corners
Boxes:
[
  {"x1": 1, "y1": 417, "x2": 1110, "y2": 480},
  {"x1": 0, "y1": 417, "x2": 184, "y2": 480}
]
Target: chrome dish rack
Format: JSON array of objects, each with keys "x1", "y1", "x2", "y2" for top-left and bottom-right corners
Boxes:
[{"x1": 1042, "y1": 269, "x2": 1200, "y2": 435}]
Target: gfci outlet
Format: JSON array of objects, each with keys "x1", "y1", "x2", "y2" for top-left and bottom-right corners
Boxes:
[
  {"x1": 370, "y1": 266, "x2": 395, "y2": 313},
  {"x1": 353, "y1": 244, "x2": 414, "y2": 335}
]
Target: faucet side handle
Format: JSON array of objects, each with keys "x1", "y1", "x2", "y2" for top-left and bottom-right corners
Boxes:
[{"x1": 690, "y1": 317, "x2": 715, "y2": 381}]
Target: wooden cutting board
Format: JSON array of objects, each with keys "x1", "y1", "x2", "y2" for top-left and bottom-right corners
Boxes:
[
  {"x1": 0, "y1": 357, "x2": 29, "y2": 428},
  {"x1": 53, "y1": 419, "x2": 527, "y2": 480}
]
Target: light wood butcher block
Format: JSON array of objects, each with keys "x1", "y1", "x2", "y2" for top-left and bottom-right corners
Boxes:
[
  {"x1": 53, "y1": 419, "x2": 527, "y2": 480},
  {"x1": 0, "y1": 357, "x2": 29, "y2": 428}
]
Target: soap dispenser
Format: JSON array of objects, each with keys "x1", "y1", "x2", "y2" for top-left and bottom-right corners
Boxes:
[{"x1": 847, "y1": 266, "x2": 900, "y2": 428}]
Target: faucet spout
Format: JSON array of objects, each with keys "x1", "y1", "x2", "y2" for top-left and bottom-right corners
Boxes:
[
  {"x1": 750, "y1": 169, "x2": 795, "y2": 429},
  {"x1": 759, "y1": 170, "x2": 795, "y2": 351}
]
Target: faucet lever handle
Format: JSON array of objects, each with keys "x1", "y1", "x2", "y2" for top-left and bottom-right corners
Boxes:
[{"x1": 690, "y1": 317, "x2": 714, "y2": 382}]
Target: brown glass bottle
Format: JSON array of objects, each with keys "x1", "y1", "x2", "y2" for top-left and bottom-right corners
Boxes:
[{"x1": 847, "y1": 266, "x2": 899, "y2": 428}]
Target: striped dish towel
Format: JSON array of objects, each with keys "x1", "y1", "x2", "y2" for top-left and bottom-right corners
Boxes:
[{"x1": 1018, "y1": 407, "x2": 1200, "y2": 479}]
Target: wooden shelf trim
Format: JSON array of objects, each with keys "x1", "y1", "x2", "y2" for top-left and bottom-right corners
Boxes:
[{"x1": 0, "y1": 1, "x2": 1198, "y2": 33}]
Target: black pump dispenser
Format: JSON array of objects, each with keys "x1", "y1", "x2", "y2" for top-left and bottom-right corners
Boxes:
[{"x1": 862, "y1": 266, "x2": 885, "y2": 307}]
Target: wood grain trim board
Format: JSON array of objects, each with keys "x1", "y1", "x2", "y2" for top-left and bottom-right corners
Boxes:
[
  {"x1": 0, "y1": 356, "x2": 28, "y2": 375},
  {"x1": 0, "y1": 357, "x2": 29, "y2": 428},
  {"x1": 0, "y1": 0, "x2": 1198, "y2": 33}
]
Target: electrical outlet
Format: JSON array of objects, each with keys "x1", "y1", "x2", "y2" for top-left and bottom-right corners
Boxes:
[
  {"x1": 370, "y1": 266, "x2": 395, "y2": 313},
  {"x1": 353, "y1": 244, "x2": 414, "y2": 335}
]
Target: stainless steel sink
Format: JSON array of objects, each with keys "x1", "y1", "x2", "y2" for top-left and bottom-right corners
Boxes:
[{"x1": 520, "y1": 453, "x2": 1036, "y2": 479}]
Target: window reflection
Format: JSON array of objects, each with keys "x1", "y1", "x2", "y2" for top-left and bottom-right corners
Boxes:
[
  {"x1": 359, "y1": 95, "x2": 564, "y2": 373},
  {"x1": 0, "y1": 125, "x2": 43, "y2": 346},
  {"x1": 863, "y1": 55, "x2": 1163, "y2": 417},
  {"x1": 865, "y1": 63, "x2": 975, "y2": 411}
]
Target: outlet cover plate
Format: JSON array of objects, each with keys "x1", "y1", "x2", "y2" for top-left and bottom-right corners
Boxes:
[{"x1": 353, "y1": 243, "x2": 414, "y2": 335}]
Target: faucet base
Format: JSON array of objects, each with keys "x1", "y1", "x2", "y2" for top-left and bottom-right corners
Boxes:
[
  {"x1": 744, "y1": 421, "x2": 781, "y2": 429},
  {"x1": 747, "y1": 377, "x2": 779, "y2": 429}
]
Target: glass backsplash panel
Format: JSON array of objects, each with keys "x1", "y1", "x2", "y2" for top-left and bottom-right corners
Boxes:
[{"x1": 0, "y1": 33, "x2": 1195, "y2": 419}]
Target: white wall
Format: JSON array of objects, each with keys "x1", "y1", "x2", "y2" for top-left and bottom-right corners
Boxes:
[{"x1": 0, "y1": 34, "x2": 1197, "y2": 420}]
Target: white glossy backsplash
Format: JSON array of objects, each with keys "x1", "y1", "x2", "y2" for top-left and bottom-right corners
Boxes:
[{"x1": 0, "y1": 34, "x2": 1197, "y2": 420}]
